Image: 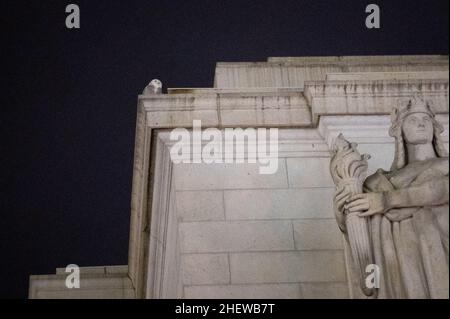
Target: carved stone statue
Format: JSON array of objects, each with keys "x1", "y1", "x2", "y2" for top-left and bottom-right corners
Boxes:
[{"x1": 331, "y1": 96, "x2": 449, "y2": 299}]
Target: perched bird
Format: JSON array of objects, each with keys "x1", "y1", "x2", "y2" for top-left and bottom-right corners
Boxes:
[{"x1": 143, "y1": 79, "x2": 163, "y2": 95}]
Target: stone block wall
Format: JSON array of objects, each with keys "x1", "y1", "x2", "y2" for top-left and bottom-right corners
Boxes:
[{"x1": 172, "y1": 133, "x2": 348, "y2": 299}]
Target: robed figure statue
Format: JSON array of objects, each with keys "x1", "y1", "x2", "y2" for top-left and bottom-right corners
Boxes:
[{"x1": 331, "y1": 96, "x2": 449, "y2": 299}]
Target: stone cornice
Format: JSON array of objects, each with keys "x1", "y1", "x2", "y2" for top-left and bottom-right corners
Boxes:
[
  {"x1": 304, "y1": 79, "x2": 449, "y2": 123},
  {"x1": 139, "y1": 92, "x2": 312, "y2": 128},
  {"x1": 218, "y1": 55, "x2": 449, "y2": 68},
  {"x1": 137, "y1": 78, "x2": 449, "y2": 129}
]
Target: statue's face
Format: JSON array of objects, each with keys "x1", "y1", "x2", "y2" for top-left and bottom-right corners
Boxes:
[{"x1": 402, "y1": 112, "x2": 434, "y2": 145}]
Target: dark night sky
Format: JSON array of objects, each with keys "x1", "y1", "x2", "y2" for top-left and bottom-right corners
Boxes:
[{"x1": 1, "y1": 0, "x2": 448, "y2": 298}]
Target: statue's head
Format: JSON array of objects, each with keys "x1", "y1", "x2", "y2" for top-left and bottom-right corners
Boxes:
[{"x1": 389, "y1": 96, "x2": 448, "y2": 170}]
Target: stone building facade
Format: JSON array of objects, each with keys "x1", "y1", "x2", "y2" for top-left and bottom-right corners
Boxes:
[{"x1": 29, "y1": 55, "x2": 449, "y2": 299}]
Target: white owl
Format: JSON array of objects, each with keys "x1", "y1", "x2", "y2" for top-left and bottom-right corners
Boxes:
[{"x1": 143, "y1": 79, "x2": 163, "y2": 95}]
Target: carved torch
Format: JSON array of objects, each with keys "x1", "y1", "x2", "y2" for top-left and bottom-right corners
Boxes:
[{"x1": 330, "y1": 134, "x2": 375, "y2": 297}]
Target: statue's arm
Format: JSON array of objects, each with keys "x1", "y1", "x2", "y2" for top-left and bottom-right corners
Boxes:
[
  {"x1": 385, "y1": 175, "x2": 449, "y2": 209},
  {"x1": 348, "y1": 174, "x2": 448, "y2": 217}
]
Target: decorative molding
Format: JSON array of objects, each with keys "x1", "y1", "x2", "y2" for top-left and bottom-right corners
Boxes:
[
  {"x1": 318, "y1": 115, "x2": 449, "y2": 150},
  {"x1": 215, "y1": 56, "x2": 448, "y2": 89},
  {"x1": 144, "y1": 134, "x2": 180, "y2": 298},
  {"x1": 127, "y1": 102, "x2": 152, "y2": 298},
  {"x1": 304, "y1": 79, "x2": 449, "y2": 124},
  {"x1": 266, "y1": 55, "x2": 449, "y2": 65},
  {"x1": 157, "y1": 129, "x2": 330, "y2": 159},
  {"x1": 140, "y1": 92, "x2": 312, "y2": 128},
  {"x1": 139, "y1": 78, "x2": 449, "y2": 130}
]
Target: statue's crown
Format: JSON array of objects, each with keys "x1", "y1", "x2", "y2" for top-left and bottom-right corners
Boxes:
[{"x1": 393, "y1": 96, "x2": 435, "y2": 122}]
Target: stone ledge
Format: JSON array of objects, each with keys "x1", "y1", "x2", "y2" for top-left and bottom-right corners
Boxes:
[
  {"x1": 140, "y1": 92, "x2": 311, "y2": 128},
  {"x1": 139, "y1": 79, "x2": 448, "y2": 129},
  {"x1": 304, "y1": 79, "x2": 449, "y2": 123},
  {"x1": 326, "y1": 71, "x2": 448, "y2": 81},
  {"x1": 29, "y1": 266, "x2": 134, "y2": 299},
  {"x1": 267, "y1": 55, "x2": 448, "y2": 65},
  {"x1": 214, "y1": 56, "x2": 448, "y2": 88}
]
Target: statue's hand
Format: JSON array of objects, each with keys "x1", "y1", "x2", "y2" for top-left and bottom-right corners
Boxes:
[
  {"x1": 334, "y1": 186, "x2": 352, "y2": 213},
  {"x1": 345, "y1": 192, "x2": 389, "y2": 217},
  {"x1": 333, "y1": 187, "x2": 352, "y2": 231}
]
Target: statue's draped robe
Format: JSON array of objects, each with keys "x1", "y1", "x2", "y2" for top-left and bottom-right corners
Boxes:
[{"x1": 362, "y1": 159, "x2": 449, "y2": 299}]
